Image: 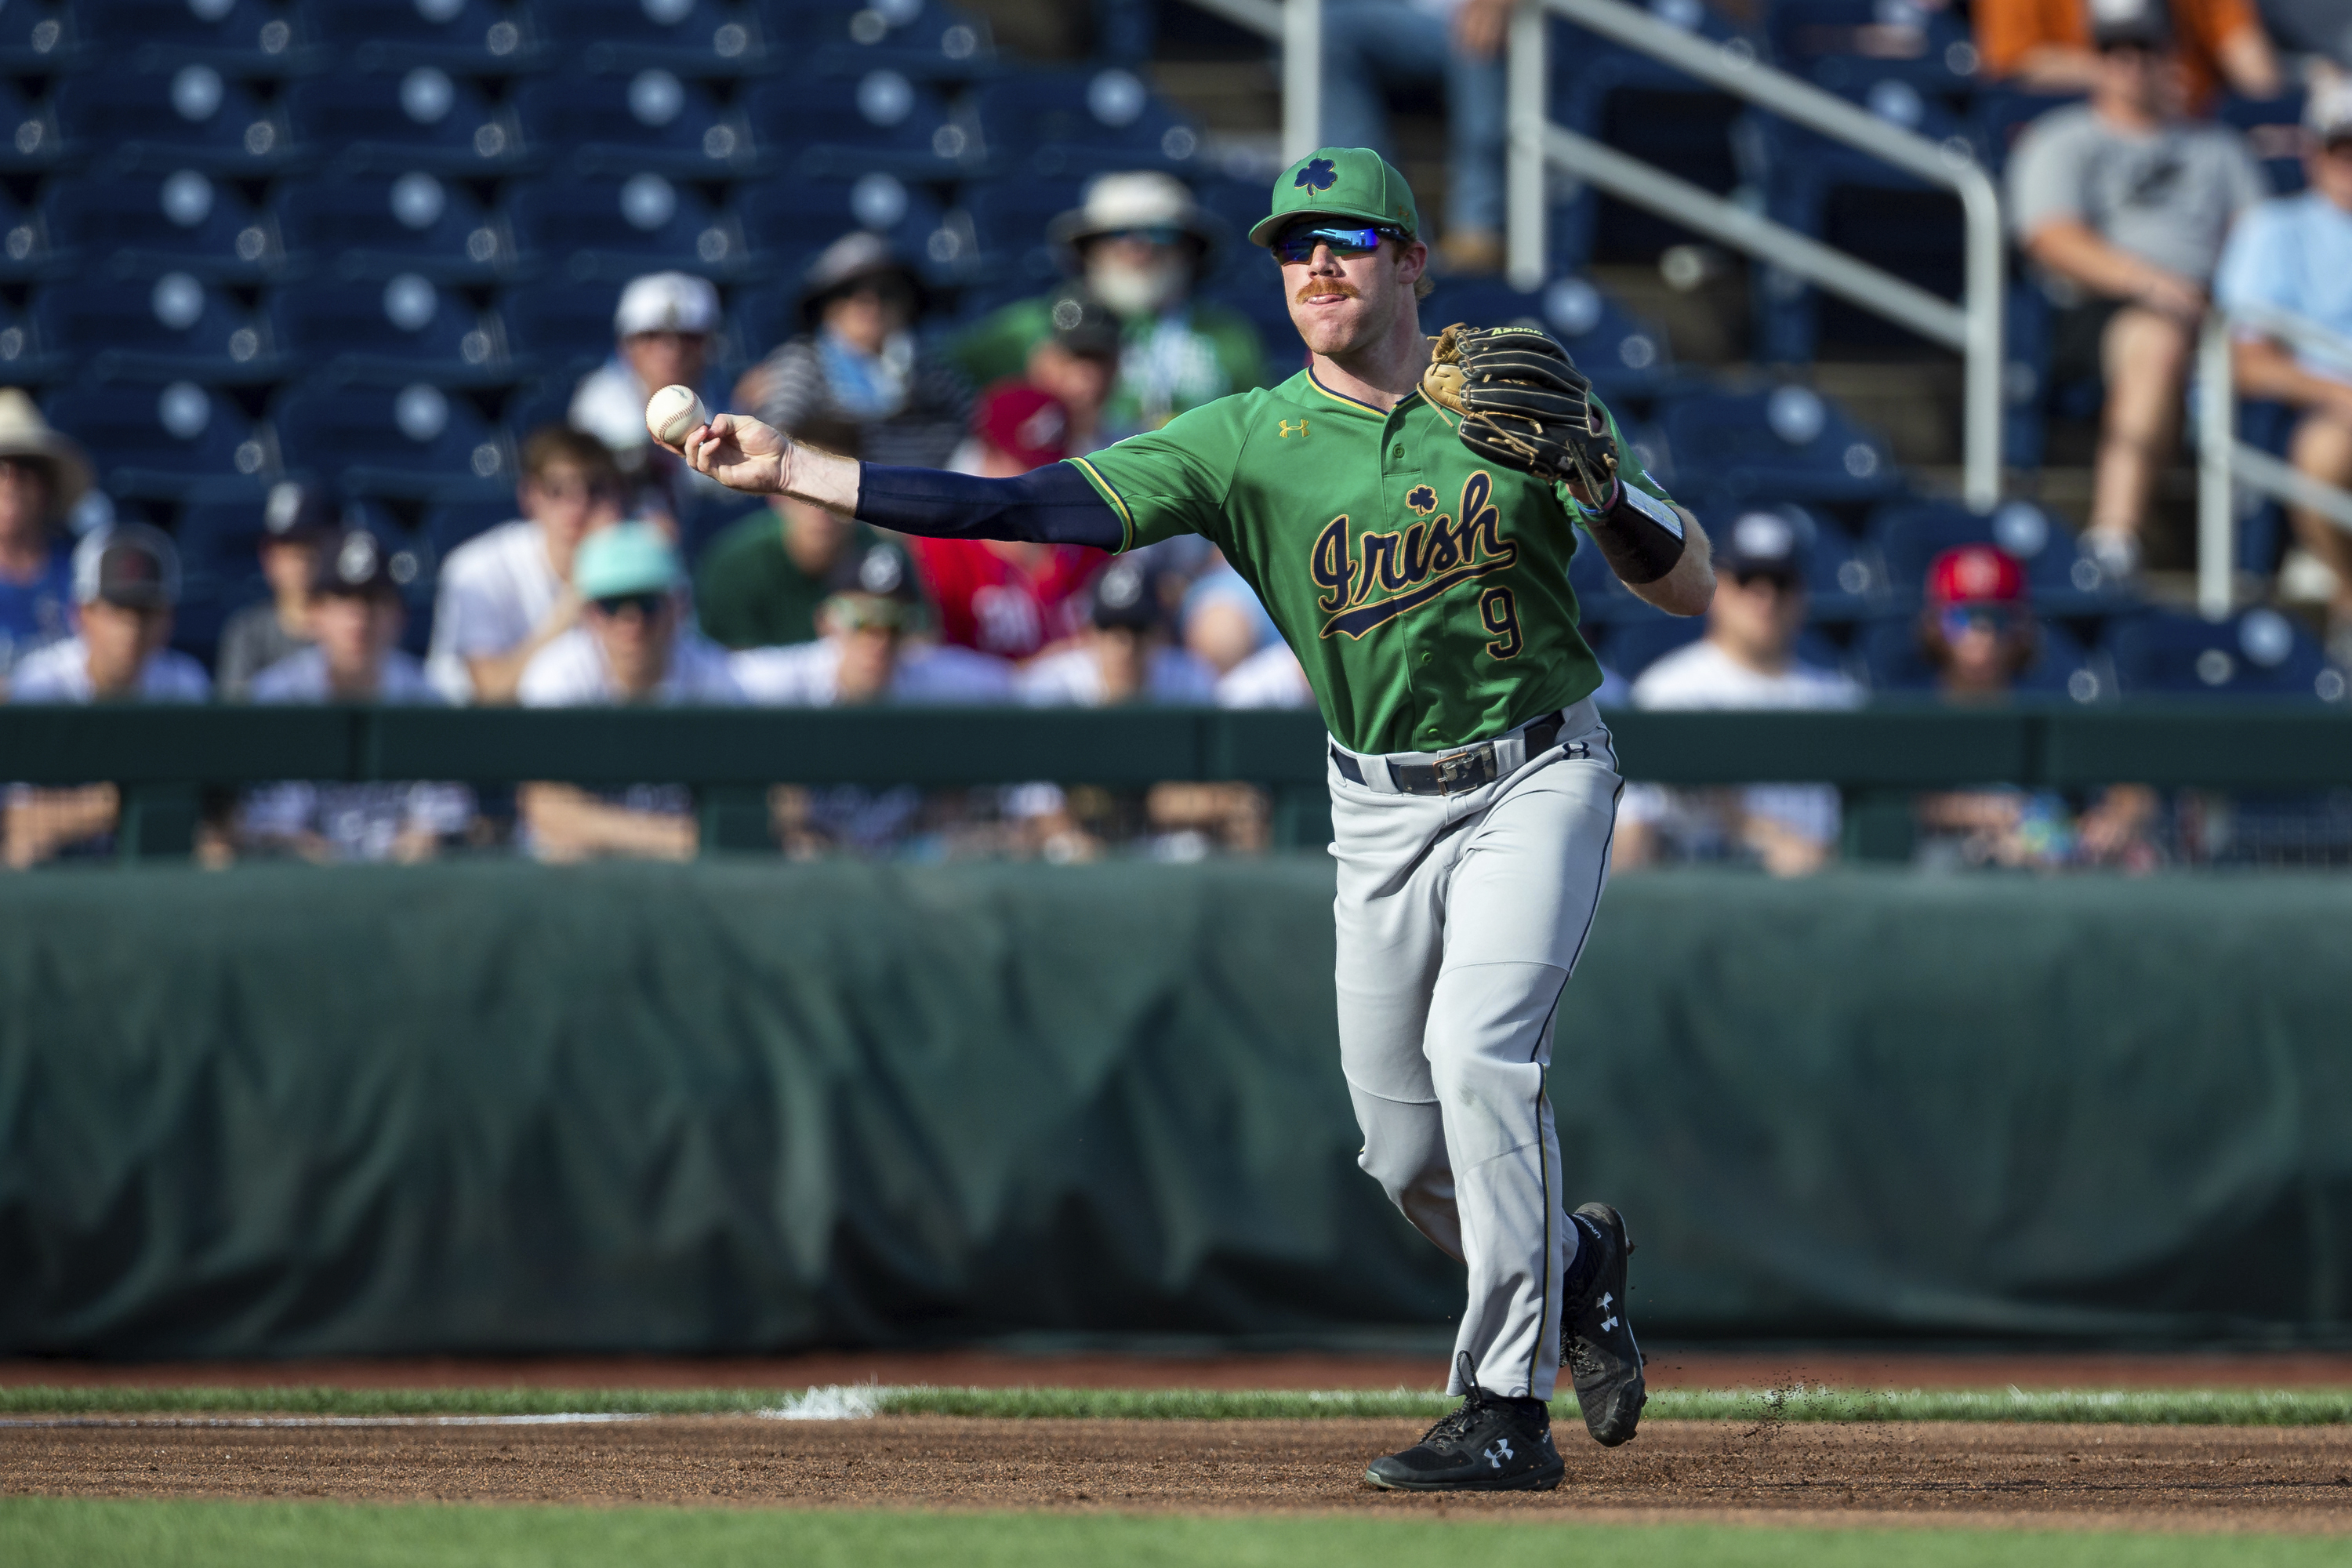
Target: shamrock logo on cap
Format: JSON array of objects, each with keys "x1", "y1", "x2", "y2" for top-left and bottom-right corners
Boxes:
[{"x1": 1294, "y1": 157, "x2": 1337, "y2": 192}]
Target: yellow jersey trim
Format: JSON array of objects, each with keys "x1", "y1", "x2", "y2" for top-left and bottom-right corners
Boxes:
[{"x1": 1068, "y1": 456, "x2": 1137, "y2": 554}]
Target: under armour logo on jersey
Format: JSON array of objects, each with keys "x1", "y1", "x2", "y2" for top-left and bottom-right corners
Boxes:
[
  {"x1": 1294, "y1": 158, "x2": 1337, "y2": 192},
  {"x1": 1484, "y1": 1439, "x2": 1514, "y2": 1468},
  {"x1": 1279, "y1": 419, "x2": 1309, "y2": 438}
]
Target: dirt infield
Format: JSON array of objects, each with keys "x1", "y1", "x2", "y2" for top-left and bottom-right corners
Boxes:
[
  {"x1": 7, "y1": 1416, "x2": 2352, "y2": 1530},
  {"x1": 10, "y1": 1348, "x2": 2352, "y2": 1392}
]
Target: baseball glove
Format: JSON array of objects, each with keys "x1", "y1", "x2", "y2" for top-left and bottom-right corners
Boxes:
[{"x1": 1421, "y1": 324, "x2": 1617, "y2": 496}]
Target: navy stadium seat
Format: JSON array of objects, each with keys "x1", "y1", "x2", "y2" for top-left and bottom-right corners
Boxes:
[
  {"x1": 506, "y1": 175, "x2": 746, "y2": 281},
  {"x1": 268, "y1": 278, "x2": 506, "y2": 386},
  {"x1": 740, "y1": 70, "x2": 967, "y2": 178},
  {"x1": 1656, "y1": 384, "x2": 1900, "y2": 505},
  {"x1": 2218, "y1": 89, "x2": 2308, "y2": 195},
  {"x1": 42, "y1": 174, "x2": 276, "y2": 281},
  {"x1": 0, "y1": 296, "x2": 65, "y2": 384},
  {"x1": 46, "y1": 384, "x2": 270, "y2": 499},
  {"x1": 733, "y1": 173, "x2": 949, "y2": 278},
  {"x1": 274, "y1": 175, "x2": 509, "y2": 283},
  {"x1": 963, "y1": 177, "x2": 1085, "y2": 289},
  {"x1": 34, "y1": 274, "x2": 280, "y2": 384},
  {"x1": 292, "y1": 0, "x2": 543, "y2": 74},
  {"x1": 971, "y1": 67, "x2": 1203, "y2": 178},
  {"x1": 173, "y1": 495, "x2": 276, "y2": 594},
  {"x1": 0, "y1": 3, "x2": 79, "y2": 73},
  {"x1": 500, "y1": 283, "x2": 626, "y2": 379},
  {"x1": 55, "y1": 68, "x2": 296, "y2": 176},
  {"x1": 765, "y1": 0, "x2": 996, "y2": 81},
  {"x1": 285, "y1": 69, "x2": 526, "y2": 177},
  {"x1": 1964, "y1": 85, "x2": 2082, "y2": 175},
  {"x1": 1867, "y1": 497, "x2": 2129, "y2": 614},
  {"x1": 0, "y1": 81, "x2": 64, "y2": 175},
  {"x1": 79, "y1": 0, "x2": 313, "y2": 72},
  {"x1": 527, "y1": 0, "x2": 770, "y2": 76},
  {"x1": 1763, "y1": 0, "x2": 1978, "y2": 96},
  {"x1": 1856, "y1": 613, "x2": 2109, "y2": 700},
  {"x1": 514, "y1": 73, "x2": 750, "y2": 178},
  {"x1": 422, "y1": 495, "x2": 519, "y2": 559},
  {"x1": 0, "y1": 187, "x2": 54, "y2": 284},
  {"x1": 1691, "y1": 499, "x2": 1888, "y2": 619},
  {"x1": 2104, "y1": 608, "x2": 2339, "y2": 700},
  {"x1": 274, "y1": 382, "x2": 511, "y2": 500}
]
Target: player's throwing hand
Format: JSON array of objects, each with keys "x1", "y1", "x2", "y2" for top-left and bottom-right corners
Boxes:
[{"x1": 660, "y1": 408, "x2": 789, "y2": 495}]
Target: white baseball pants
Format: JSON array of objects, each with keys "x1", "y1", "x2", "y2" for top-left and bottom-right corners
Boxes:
[{"x1": 1327, "y1": 697, "x2": 1621, "y2": 1400}]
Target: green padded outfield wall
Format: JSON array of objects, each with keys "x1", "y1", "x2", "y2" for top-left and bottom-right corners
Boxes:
[{"x1": 2, "y1": 860, "x2": 2348, "y2": 1356}]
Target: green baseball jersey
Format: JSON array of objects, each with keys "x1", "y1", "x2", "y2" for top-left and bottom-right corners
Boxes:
[{"x1": 1068, "y1": 367, "x2": 1675, "y2": 756}]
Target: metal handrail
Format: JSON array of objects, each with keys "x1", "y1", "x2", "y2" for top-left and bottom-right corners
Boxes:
[
  {"x1": 1508, "y1": 0, "x2": 2005, "y2": 512},
  {"x1": 2197, "y1": 303, "x2": 2352, "y2": 619},
  {"x1": 1172, "y1": 0, "x2": 1323, "y2": 164}
]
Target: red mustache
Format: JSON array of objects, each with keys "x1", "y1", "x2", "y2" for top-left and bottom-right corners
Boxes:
[{"x1": 1295, "y1": 279, "x2": 1361, "y2": 303}]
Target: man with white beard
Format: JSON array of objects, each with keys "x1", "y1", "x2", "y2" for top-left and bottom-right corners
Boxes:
[{"x1": 950, "y1": 172, "x2": 1268, "y2": 441}]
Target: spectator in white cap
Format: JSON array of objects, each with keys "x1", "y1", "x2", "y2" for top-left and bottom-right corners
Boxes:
[
  {"x1": 570, "y1": 270, "x2": 724, "y2": 463},
  {"x1": 2215, "y1": 78, "x2": 2352, "y2": 654},
  {"x1": 738, "y1": 232, "x2": 971, "y2": 468},
  {"x1": 516, "y1": 521, "x2": 740, "y2": 861},
  {"x1": 5, "y1": 524, "x2": 210, "y2": 867},
  {"x1": 1614, "y1": 510, "x2": 1861, "y2": 877},
  {"x1": 950, "y1": 173, "x2": 1267, "y2": 440},
  {"x1": 237, "y1": 528, "x2": 476, "y2": 863},
  {"x1": 0, "y1": 387, "x2": 93, "y2": 679}
]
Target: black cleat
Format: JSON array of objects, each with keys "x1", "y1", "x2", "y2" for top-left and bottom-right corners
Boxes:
[
  {"x1": 1562, "y1": 1202, "x2": 1646, "y2": 1446},
  {"x1": 1363, "y1": 1355, "x2": 1563, "y2": 1492}
]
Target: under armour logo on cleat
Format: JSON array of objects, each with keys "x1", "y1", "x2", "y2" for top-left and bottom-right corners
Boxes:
[
  {"x1": 1602, "y1": 1314, "x2": 1619, "y2": 1331},
  {"x1": 1484, "y1": 1439, "x2": 1514, "y2": 1468}
]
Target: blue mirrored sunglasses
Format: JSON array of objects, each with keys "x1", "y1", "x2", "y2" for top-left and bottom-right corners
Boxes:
[{"x1": 1272, "y1": 223, "x2": 1400, "y2": 264}]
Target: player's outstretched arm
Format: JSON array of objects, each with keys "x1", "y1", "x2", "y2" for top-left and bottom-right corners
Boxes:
[{"x1": 667, "y1": 411, "x2": 860, "y2": 514}]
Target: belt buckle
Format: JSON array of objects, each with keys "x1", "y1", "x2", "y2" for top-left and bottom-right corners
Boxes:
[{"x1": 1433, "y1": 746, "x2": 1488, "y2": 794}]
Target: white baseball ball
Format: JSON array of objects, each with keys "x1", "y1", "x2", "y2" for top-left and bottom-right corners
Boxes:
[{"x1": 645, "y1": 383, "x2": 708, "y2": 446}]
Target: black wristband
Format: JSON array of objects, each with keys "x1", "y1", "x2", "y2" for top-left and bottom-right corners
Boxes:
[{"x1": 1581, "y1": 480, "x2": 1686, "y2": 585}]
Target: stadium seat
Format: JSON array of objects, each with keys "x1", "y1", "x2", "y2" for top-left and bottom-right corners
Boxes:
[
  {"x1": 1963, "y1": 85, "x2": 2083, "y2": 176},
  {"x1": 2218, "y1": 89, "x2": 2308, "y2": 196},
  {"x1": 1689, "y1": 499, "x2": 1888, "y2": 620},
  {"x1": 45, "y1": 384, "x2": 270, "y2": 499},
  {"x1": 0, "y1": 81, "x2": 64, "y2": 175},
  {"x1": 1419, "y1": 276, "x2": 1675, "y2": 408},
  {"x1": 526, "y1": 0, "x2": 771, "y2": 76},
  {"x1": 963, "y1": 176, "x2": 1085, "y2": 286},
  {"x1": 0, "y1": 3, "x2": 79, "y2": 74},
  {"x1": 740, "y1": 71, "x2": 967, "y2": 178},
  {"x1": 292, "y1": 0, "x2": 545, "y2": 74},
  {"x1": 514, "y1": 73, "x2": 750, "y2": 179},
  {"x1": 174, "y1": 495, "x2": 275, "y2": 590},
  {"x1": 971, "y1": 67, "x2": 1203, "y2": 178},
  {"x1": 1656, "y1": 383, "x2": 1900, "y2": 505},
  {"x1": 1867, "y1": 497, "x2": 2129, "y2": 614},
  {"x1": 55, "y1": 68, "x2": 296, "y2": 176},
  {"x1": 422, "y1": 495, "x2": 520, "y2": 559},
  {"x1": 2103, "y1": 608, "x2": 2340, "y2": 701},
  {"x1": 0, "y1": 187, "x2": 56, "y2": 285},
  {"x1": 732, "y1": 173, "x2": 949, "y2": 279},
  {"x1": 267, "y1": 278, "x2": 507, "y2": 387},
  {"x1": 285, "y1": 68, "x2": 527, "y2": 177},
  {"x1": 0, "y1": 296, "x2": 65, "y2": 383},
  {"x1": 82, "y1": 0, "x2": 315, "y2": 72},
  {"x1": 273, "y1": 381, "x2": 511, "y2": 500},
  {"x1": 500, "y1": 283, "x2": 628, "y2": 381},
  {"x1": 274, "y1": 174, "x2": 510, "y2": 283},
  {"x1": 506, "y1": 176, "x2": 746, "y2": 281},
  {"x1": 1762, "y1": 0, "x2": 1977, "y2": 96},
  {"x1": 765, "y1": 0, "x2": 996, "y2": 81},
  {"x1": 41, "y1": 174, "x2": 276, "y2": 282},
  {"x1": 33, "y1": 274, "x2": 281, "y2": 385},
  {"x1": 1855, "y1": 613, "x2": 2110, "y2": 700}
]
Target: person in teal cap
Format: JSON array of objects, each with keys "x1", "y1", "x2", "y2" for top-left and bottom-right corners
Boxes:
[{"x1": 666, "y1": 147, "x2": 1716, "y2": 1490}]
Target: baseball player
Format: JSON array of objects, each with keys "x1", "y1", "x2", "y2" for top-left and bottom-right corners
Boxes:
[{"x1": 660, "y1": 147, "x2": 1714, "y2": 1492}]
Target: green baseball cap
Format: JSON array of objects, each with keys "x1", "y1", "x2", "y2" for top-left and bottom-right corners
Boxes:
[
  {"x1": 1248, "y1": 147, "x2": 1423, "y2": 248},
  {"x1": 573, "y1": 521, "x2": 682, "y2": 601}
]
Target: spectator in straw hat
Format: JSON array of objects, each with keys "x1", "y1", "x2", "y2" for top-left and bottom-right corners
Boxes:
[
  {"x1": 950, "y1": 173, "x2": 1268, "y2": 439},
  {"x1": 738, "y1": 233, "x2": 971, "y2": 468},
  {"x1": 0, "y1": 388, "x2": 93, "y2": 679}
]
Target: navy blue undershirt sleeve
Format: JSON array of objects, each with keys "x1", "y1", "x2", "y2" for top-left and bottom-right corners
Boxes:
[{"x1": 854, "y1": 461, "x2": 1124, "y2": 552}]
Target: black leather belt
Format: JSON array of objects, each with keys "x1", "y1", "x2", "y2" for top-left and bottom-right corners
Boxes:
[{"x1": 1332, "y1": 711, "x2": 1568, "y2": 797}]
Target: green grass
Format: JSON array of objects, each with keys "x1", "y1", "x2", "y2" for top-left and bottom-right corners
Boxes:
[
  {"x1": 6, "y1": 1383, "x2": 2352, "y2": 1425},
  {"x1": 2, "y1": 1497, "x2": 2347, "y2": 1568}
]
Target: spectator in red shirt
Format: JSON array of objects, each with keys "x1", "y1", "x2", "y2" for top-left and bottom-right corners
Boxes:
[{"x1": 909, "y1": 383, "x2": 1106, "y2": 661}]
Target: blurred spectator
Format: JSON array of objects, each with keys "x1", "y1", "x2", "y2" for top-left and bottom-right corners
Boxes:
[
  {"x1": 1911, "y1": 544, "x2": 2163, "y2": 869},
  {"x1": 1025, "y1": 291, "x2": 1125, "y2": 456},
  {"x1": 515, "y1": 524, "x2": 740, "y2": 862},
  {"x1": 1321, "y1": 0, "x2": 1510, "y2": 272},
  {"x1": 2215, "y1": 80, "x2": 2352, "y2": 650},
  {"x1": 6, "y1": 525, "x2": 209, "y2": 868},
  {"x1": 426, "y1": 426, "x2": 624, "y2": 705},
  {"x1": 951, "y1": 175, "x2": 1267, "y2": 440},
  {"x1": 730, "y1": 544, "x2": 1014, "y2": 705},
  {"x1": 238, "y1": 528, "x2": 475, "y2": 864},
  {"x1": 913, "y1": 384, "x2": 1106, "y2": 662},
  {"x1": 1018, "y1": 557, "x2": 1217, "y2": 705},
  {"x1": 740, "y1": 233, "x2": 970, "y2": 467},
  {"x1": 569, "y1": 270, "x2": 724, "y2": 503},
  {"x1": 215, "y1": 481, "x2": 336, "y2": 699},
  {"x1": 1979, "y1": 0, "x2": 2281, "y2": 111},
  {"x1": 1615, "y1": 513, "x2": 1862, "y2": 877},
  {"x1": 1215, "y1": 638, "x2": 1314, "y2": 708},
  {"x1": 0, "y1": 390, "x2": 90, "y2": 680},
  {"x1": 2009, "y1": 0, "x2": 2267, "y2": 575}
]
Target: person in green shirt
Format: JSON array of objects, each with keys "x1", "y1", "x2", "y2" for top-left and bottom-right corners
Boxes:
[
  {"x1": 694, "y1": 495, "x2": 916, "y2": 651},
  {"x1": 949, "y1": 172, "x2": 1269, "y2": 443},
  {"x1": 664, "y1": 147, "x2": 1713, "y2": 1494}
]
